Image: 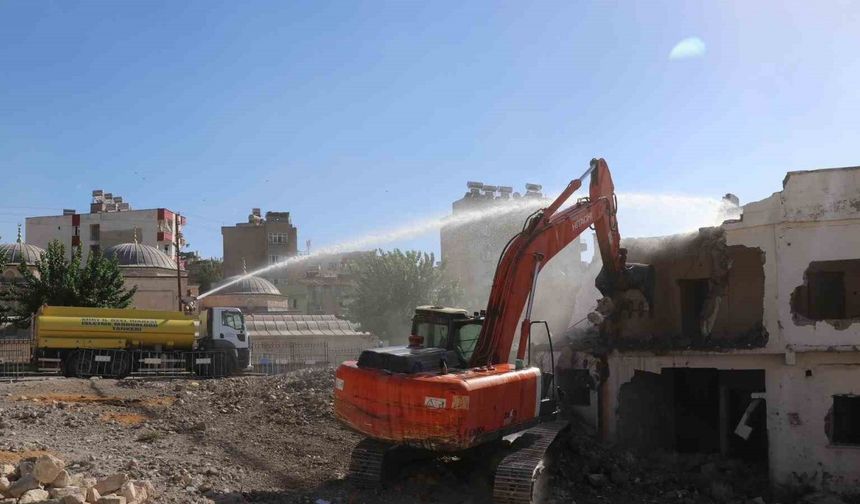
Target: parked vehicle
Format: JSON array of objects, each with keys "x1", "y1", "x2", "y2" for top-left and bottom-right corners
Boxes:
[{"x1": 32, "y1": 305, "x2": 249, "y2": 378}]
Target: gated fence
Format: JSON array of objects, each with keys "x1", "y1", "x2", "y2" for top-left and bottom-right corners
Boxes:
[
  {"x1": 249, "y1": 339, "x2": 367, "y2": 375},
  {"x1": 0, "y1": 336, "x2": 370, "y2": 378},
  {"x1": 0, "y1": 338, "x2": 34, "y2": 378}
]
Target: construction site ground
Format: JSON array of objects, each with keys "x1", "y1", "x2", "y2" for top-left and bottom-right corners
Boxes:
[{"x1": 0, "y1": 368, "x2": 835, "y2": 504}]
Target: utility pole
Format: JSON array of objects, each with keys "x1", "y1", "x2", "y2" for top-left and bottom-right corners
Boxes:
[{"x1": 175, "y1": 213, "x2": 183, "y2": 311}]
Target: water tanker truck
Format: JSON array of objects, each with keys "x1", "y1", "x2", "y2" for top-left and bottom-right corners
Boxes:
[{"x1": 32, "y1": 305, "x2": 250, "y2": 378}]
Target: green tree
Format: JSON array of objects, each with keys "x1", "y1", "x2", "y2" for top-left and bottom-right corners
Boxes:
[
  {"x1": 346, "y1": 249, "x2": 462, "y2": 343},
  {"x1": 184, "y1": 254, "x2": 223, "y2": 294},
  {"x1": 1, "y1": 240, "x2": 136, "y2": 327}
]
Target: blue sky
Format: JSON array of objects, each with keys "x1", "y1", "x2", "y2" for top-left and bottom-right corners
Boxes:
[{"x1": 1, "y1": 1, "x2": 858, "y2": 259}]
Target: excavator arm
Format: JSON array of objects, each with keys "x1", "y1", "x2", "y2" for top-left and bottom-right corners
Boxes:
[{"x1": 469, "y1": 158, "x2": 651, "y2": 366}]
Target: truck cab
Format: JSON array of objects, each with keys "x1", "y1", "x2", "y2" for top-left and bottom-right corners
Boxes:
[{"x1": 200, "y1": 307, "x2": 251, "y2": 370}]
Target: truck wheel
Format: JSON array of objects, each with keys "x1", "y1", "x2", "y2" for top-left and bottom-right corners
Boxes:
[
  {"x1": 211, "y1": 351, "x2": 227, "y2": 378},
  {"x1": 225, "y1": 352, "x2": 238, "y2": 376}
]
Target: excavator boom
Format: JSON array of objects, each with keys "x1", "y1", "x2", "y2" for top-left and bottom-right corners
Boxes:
[{"x1": 470, "y1": 158, "x2": 637, "y2": 366}]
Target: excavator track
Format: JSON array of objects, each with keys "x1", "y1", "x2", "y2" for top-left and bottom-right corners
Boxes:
[
  {"x1": 492, "y1": 420, "x2": 569, "y2": 504},
  {"x1": 347, "y1": 438, "x2": 390, "y2": 487}
]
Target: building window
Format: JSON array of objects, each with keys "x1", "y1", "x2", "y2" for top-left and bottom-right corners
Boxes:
[
  {"x1": 270, "y1": 255, "x2": 288, "y2": 265},
  {"x1": 831, "y1": 395, "x2": 860, "y2": 445},
  {"x1": 90, "y1": 224, "x2": 100, "y2": 241},
  {"x1": 807, "y1": 272, "x2": 845, "y2": 319},
  {"x1": 269, "y1": 233, "x2": 289, "y2": 244},
  {"x1": 792, "y1": 260, "x2": 860, "y2": 322}
]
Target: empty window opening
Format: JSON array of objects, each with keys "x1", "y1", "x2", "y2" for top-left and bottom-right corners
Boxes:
[
  {"x1": 791, "y1": 260, "x2": 860, "y2": 323},
  {"x1": 89, "y1": 224, "x2": 100, "y2": 241},
  {"x1": 808, "y1": 272, "x2": 845, "y2": 319},
  {"x1": 679, "y1": 279, "x2": 710, "y2": 342},
  {"x1": 830, "y1": 395, "x2": 860, "y2": 445},
  {"x1": 617, "y1": 368, "x2": 768, "y2": 462}
]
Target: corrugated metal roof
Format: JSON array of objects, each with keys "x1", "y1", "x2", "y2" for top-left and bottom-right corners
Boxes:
[{"x1": 245, "y1": 313, "x2": 369, "y2": 338}]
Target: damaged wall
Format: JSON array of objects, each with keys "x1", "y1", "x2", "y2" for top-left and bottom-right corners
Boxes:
[
  {"x1": 790, "y1": 259, "x2": 860, "y2": 326},
  {"x1": 578, "y1": 166, "x2": 860, "y2": 493},
  {"x1": 607, "y1": 227, "x2": 766, "y2": 349},
  {"x1": 603, "y1": 351, "x2": 860, "y2": 492},
  {"x1": 725, "y1": 166, "x2": 860, "y2": 348}
]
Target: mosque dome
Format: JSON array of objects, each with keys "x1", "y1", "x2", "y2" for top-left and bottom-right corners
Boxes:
[
  {"x1": 104, "y1": 242, "x2": 178, "y2": 270},
  {"x1": 212, "y1": 275, "x2": 281, "y2": 296},
  {"x1": 0, "y1": 242, "x2": 45, "y2": 266}
]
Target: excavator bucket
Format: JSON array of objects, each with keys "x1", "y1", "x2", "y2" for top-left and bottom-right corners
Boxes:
[{"x1": 594, "y1": 249, "x2": 656, "y2": 315}]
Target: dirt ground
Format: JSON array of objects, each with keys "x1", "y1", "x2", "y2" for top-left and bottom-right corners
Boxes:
[{"x1": 0, "y1": 369, "x2": 833, "y2": 504}]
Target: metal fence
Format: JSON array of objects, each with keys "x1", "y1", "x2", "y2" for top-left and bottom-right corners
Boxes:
[
  {"x1": 72, "y1": 348, "x2": 233, "y2": 378},
  {"x1": 249, "y1": 340, "x2": 366, "y2": 375},
  {"x1": 0, "y1": 337, "x2": 370, "y2": 379},
  {"x1": 0, "y1": 338, "x2": 37, "y2": 379}
]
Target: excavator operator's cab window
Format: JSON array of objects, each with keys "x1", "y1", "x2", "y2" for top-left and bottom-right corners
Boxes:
[
  {"x1": 453, "y1": 323, "x2": 481, "y2": 365},
  {"x1": 415, "y1": 322, "x2": 449, "y2": 349}
]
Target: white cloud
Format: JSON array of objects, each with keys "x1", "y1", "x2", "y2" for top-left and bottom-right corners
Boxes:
[{"x1": 669, "y1": 37, "x2": 706, "y2": 60}]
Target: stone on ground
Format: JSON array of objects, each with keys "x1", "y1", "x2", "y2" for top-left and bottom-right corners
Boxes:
[
  {"x1": 18, "y1": 488, "x2": 51, "y2": 504},
  {"x1": 33, "y1": 453, "x2": 66, "y2": 483},
  {"x1": 86, "y1": 486, "x2": 101, "y2": 503},
  {"x1": 97, "y1": 495, "x2": 127, "y2": 504},
  {"x1": 94, "y1": 474, "x2": 129, "y2": 495},
  {"x1": 52, "y1": 469, "x2": 72, "y2": 488},
  {"x1": 7, "y1": 473, "x2": 40, "y2": 498}
]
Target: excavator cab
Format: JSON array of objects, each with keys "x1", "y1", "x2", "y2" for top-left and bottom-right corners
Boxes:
[
  {"x1": 410, "y1": 306, "x2": 483, "y2": 368},
  {"x1": 357, "y1": 306, "x2": 484, "y2": 373}
]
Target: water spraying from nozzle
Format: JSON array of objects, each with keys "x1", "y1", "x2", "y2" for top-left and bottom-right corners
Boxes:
[
  {"x1": 197, "y1": 197, "x2": 548, "y2": 299},
  {"x1": 197, "y1": 189, "x2": 729, "y2": 301}
]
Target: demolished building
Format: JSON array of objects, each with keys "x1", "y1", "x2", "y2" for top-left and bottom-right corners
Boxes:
[{"x1": 565, "y1": 166, "x2": 860, "y2": 491}]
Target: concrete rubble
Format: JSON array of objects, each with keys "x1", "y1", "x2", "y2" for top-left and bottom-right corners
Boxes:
[{"x1": 0, "y1": 454, "x2": 154, "y2": 504}]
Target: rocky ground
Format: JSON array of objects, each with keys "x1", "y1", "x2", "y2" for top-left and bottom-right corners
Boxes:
[{"x1": 0, "y1": 369, "x2": 852, "y2": 504}]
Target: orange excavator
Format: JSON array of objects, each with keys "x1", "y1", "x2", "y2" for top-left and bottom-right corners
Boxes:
[{"x1": 334, "y1": 158, "x2": 654, "y2": 503}]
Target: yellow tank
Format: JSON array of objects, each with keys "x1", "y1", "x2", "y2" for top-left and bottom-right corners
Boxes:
[{"x1": 35, "y1": 306, "x2": 197, "y2": 351}]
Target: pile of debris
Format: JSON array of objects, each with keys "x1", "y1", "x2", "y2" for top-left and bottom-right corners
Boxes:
[
  {"x1": 545, "y1": 417, "x2": 856, "y2": 504},
  {"x1": 0, "y1": 453, "x2": 155, "y2": 504},
  {"x1": 167, "y1": 367, "x2": 336, "y2": 426}
]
